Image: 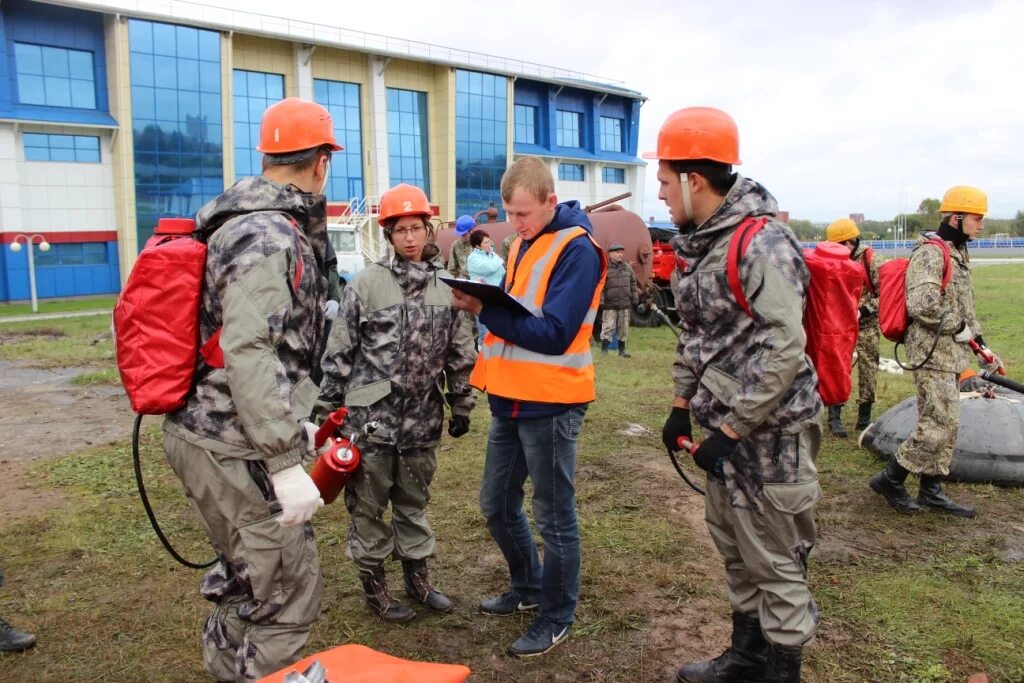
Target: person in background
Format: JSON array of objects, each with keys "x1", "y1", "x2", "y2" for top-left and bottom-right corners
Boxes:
[
  {"x1": 599, "y1": 244, "x2": 639, "y2": 358},
  {"x1": 466, "y1": 229, "x2": 505, "y2": 345},
  {"x1": 447, "y1": 215, "x2": 476, "y2": 279}
]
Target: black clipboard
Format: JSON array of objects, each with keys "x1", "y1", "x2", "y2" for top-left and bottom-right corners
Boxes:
[{"x1": 439, "y1": 277, "x2": 534, "y2": 317}]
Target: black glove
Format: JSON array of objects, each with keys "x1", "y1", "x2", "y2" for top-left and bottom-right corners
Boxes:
[
  {"x1": 662, "y1": 407, "x2": 692, "y2": 452},
  {"x1": 693, "y1": 430, "x2": 739, "y2": 476},
  {"x1": 858, "y1": 305, "x2": 871, "y2": 320},
  {"x1": 448, "y1": 414, "x2": 470, "y2": 438}
]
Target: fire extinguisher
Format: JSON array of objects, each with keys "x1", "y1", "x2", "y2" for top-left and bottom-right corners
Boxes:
[{"x1": 310, "y1": 408, "x2": 378, "y2": 504}]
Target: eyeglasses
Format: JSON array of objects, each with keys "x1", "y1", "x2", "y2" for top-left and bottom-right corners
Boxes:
[{"x1": 391, "y1": 225, "x2": 426, "y2": 238}]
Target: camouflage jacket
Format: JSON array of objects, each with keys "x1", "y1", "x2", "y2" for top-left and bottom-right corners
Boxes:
[
  {"x1": 671, "y1": 176, "x2": 822, "y2": 509},
  {"x1": 165, "y1": 176, "x2": 328, "y2": 474},
  {"x1": 447, "y1": 237, "x2": 474, "y2": 279},
  {"x1": 317, "y1": 244, "x2": 476, "y2": 449},
  {"x1": 852, "y1": 243, "x2": 880, "y2": 327},
  {"x1": 601, "y1": 260, "x2": 639, "y2": 309},
  {"x1": 903, "y1": 233, "x2": 978, "y2": 373}
]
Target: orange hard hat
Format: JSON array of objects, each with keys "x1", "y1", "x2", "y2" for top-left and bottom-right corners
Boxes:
[
  {"x1": 257, "y1": 98, "x2": 343, "y2": 161},
  {"x1": 643, "y1": 107, "x2": 741, "y2": 165},
  {"x1": 378, "y1": 184, "x2": 432, "y2": 226}
]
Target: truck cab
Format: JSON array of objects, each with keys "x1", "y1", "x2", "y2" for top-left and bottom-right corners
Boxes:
[{"x1": 326, "y1": 223, "x2": 366, "y2": 285}]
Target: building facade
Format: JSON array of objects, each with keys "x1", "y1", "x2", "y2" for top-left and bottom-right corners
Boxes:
[{"x1": 0, "y1": 0, "x2": 645, "y2": 301}]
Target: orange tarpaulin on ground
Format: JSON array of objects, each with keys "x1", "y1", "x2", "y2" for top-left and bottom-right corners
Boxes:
[{"x1": 257, "y1": 644, "x2": 472, "y2": 683}]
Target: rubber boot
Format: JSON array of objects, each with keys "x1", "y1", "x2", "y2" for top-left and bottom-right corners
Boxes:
[
  {"x1": 855, "y1": 402, "x2": 873, "y2": 431},
  {"x1": 827, "y1": 404, "x2": 848, "y2": 437},
  {"x1": 360, "y1": 567, "x2": 415, "y2": 623},
  {"x1": 869, "y1": 459, "x2": 922, "y2": 514},
  {"x1": 765, "y1": 644, "x2": 802, "y2": 683},
  {"x1": 676, "y1": 612, "x2": 767, "y2": 682},
  {"x1": 618, "y1": 341, "x2": 631, "y2": 358},
  {"x1": 600, "y1": 340, "x2": 609, "y2": 356},
  {"x1": 402, "y1": 559, "x2": 453, "y2": 613},
  {"x1": 0, "y1": 617, "x2": 36, "y2": 653},
  {"x1": 917, "y1": 475, "x2": 975, "y2": 518}
]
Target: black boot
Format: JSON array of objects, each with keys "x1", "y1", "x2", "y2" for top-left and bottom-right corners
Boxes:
[
  {"x1": 827, "y1": 404, "x2": 847, "y2": 437},
  {"x1": 869, "y1": 459, "x2": 922, "y2": 514},
  {"x1": 600, "y1": 340, "x2": 609, "y2": 356},
  {"x1": 917, "y1": 475, "x2": 975, "y2": 518},
  {"x1": 676, "y1": 612, "x2": 767, "y2": 682},
  {"x1": 402, "y1": 559, "x2": 453, "y2": 613},
  {"x1": 765, "y1": 644, "x2": 802, "y2": 683},
  {"x1": 855, "y1": 402, "x2": 873, "y2": 431},
  {"x1": 360, "y1": 567, "x2": 415, "y2": 623},
  {"x1": 618, "y1": 341, "x2": 631, "y2": 358},
  {"x1": 0, "y1": 617, "x2": 36, "y2": 653}
]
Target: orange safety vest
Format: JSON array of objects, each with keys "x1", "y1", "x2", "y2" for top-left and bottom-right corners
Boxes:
[{"x1": 470, "y1": 226, "x2": 607, "y2": 403}]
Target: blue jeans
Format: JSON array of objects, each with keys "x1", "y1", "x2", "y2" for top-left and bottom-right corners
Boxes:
[{"x1": 479, "y1": 405, "x2": 586, "y2": 625}]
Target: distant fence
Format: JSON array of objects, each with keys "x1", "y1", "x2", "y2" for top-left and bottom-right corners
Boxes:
[{"x1": 799, "y1": 238, "x2": 1024, "y2": 251}]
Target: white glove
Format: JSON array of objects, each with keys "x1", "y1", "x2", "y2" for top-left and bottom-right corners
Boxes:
[
  {"x1": 270, "y1": 464, "x2": 323, "y2": 527},
  {"x1": 953, "y1": 323, "x2": 973, "y2": 343},
  {"x1": 302, "y1": 421, "x2": 333, "y2": 458},
  {"x1": 323, "y1": 299, "x2": 339, "y2": 320},
  {"x1": 979, "y1": 350, "x2": 1004, "y2": 374}
]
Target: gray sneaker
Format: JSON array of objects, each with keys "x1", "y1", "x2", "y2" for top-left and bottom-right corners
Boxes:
[
  {"x1": 507, "y1": 617, "x2": 571, "y2": 658},
  {"x1": 479, "y1": 590, "x2": 539, "y2": 616}
]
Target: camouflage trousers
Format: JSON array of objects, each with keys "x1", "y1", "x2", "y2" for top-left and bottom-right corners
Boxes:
[
  {"x1": 600, "y1": 308, "x2": 630, "y2": 342},
  {"x1": 164, "y1": 431, "x2": 322, "y2": 683},
  {"x1": 856, "y1": 323, "x2": 879, "y2": 404},
  {"x1": 705, "y1": 422, "x2": 822, "y2": 648},
  {"x1": 344, "y1": 443, "x2": 437, "y2": 572},
  {"x1": 895, "y1": 368, "x2": 959, "y2": 476}
]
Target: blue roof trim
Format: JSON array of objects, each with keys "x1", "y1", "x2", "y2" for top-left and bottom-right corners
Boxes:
[
  {"x1": 0, "y1": 104, "x2": 118, "y2": 127},
  {"x1": 514, "y1": 144, "x2": 645, "y2": 166}
]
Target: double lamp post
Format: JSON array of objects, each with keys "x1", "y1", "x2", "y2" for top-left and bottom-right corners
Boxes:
[{"x1": 9, "y1": 233, "x2": 51, "y2": 313}]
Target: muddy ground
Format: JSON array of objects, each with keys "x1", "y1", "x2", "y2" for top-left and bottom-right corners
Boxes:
[{"x1": 0, "y1": 360, "x2": 135, "y2": 524}]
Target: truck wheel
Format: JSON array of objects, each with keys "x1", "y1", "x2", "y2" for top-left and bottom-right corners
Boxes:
[{"x1": 630, "y1": 301, "x2": 660, "y2": 328}]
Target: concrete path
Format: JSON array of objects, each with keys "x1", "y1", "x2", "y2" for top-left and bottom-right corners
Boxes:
[{"x1": 0, "y1": 309, "x2": 111, "y2": 325}]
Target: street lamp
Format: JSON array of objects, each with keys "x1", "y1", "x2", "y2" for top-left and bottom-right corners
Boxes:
[{"x1": 9, "y1": 234, "x2": 51, "y2": 313}]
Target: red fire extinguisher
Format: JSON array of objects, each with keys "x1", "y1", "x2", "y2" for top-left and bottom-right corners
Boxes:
[{"x1": 310, "y1": 408, "x2": 378, "y2": 504}]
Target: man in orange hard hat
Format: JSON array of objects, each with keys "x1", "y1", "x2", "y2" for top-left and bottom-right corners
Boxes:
[
  {"x1": 163, "y1": 97, "x2": 340, "y2": 681},
  {"x1": 651, "y1": 107, "x2": 822, "y2": 683},
  {"x1": 317, "y1": 183, "x2": 476, "y2": 624}
]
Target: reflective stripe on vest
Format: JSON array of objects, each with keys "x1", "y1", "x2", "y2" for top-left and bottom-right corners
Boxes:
[{"x1": 470, "y1": 227, "x2": 608, "y2": 404}]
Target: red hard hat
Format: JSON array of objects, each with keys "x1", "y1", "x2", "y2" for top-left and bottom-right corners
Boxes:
[
  {"x1": 643, "y1": 107, "x2": 741, "y2": 165},
  {"x1": 257, "y1": 98, "x2": 343, "y2": 157},
  {"x1": 378, "y1": 184, "x2": 432, "y2": 226}
]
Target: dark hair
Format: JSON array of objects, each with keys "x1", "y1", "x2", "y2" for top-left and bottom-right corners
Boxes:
[
  {"x1": 667, "y1": 159, "x2": 735, "y2": 195},
  {"x1": 469, "y1": 229, "x2": 490, "y2": 248},
  {"x1": 261, "y1": 144, "x2": 333, "y2": 173}
]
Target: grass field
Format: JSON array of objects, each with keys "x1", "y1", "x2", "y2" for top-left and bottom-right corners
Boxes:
[
  {"x1": 0, "y1": 265, "x2": 1022, "y2": 682},
  {"x1": 0, "y1": 295, "x2": 116, "y2": 318}
]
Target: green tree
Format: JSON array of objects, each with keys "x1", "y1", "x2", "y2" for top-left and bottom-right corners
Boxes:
[
  {"x1": 918, "y1": 198, "x2": 941, "y2": 215},
  {"x1": 1012, "y1": 210, "x2": 1024, "y2": 236},
  {"x1": 787, "y1": 219, "x2": 821, "y2": 241}
]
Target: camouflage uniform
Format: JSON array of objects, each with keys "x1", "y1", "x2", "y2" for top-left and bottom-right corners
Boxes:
[
  {"x1": 446, "y1": 236, "x2": 474, "y2": 279},
  {"x1": 163, "y1": 176, "x2": 328, "y2": 682},
  {"x1": 853, "y1": 244, "x2": 881, "y2": 405},
  {"x1": 600, "y1": 259, "x2": 639, "y2": 342},
  {"x1": 670, "y1": 176, "x2": 823, "y2": 648},
  {"x1": 317, "y1": 243, "x2": 476, "y2": 571},
  {"x1": 500, "y1": 233, "x2": 517, "y2": 261},
  {"x1": 894, "y1": 234, "x2": 978, "y2": 476}
]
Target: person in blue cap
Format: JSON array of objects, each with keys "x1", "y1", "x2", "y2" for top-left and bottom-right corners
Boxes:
[{"x1": 448, "y1": 215, "x2": 476, "y2": 279}]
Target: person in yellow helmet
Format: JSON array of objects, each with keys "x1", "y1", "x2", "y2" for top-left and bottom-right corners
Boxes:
[
  {"x1": 825, "y1": 218, "x2": 881, "y2": 436},
  {"x1": 869, "y1": 185, "x2": 1001, "y2": 519}
]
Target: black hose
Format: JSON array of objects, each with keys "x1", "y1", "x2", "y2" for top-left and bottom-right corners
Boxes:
[
  {"x1": 980, "y1": 371, "x2": 1024, "y2": 395},
  {"x1": 132, "y1": 414, "x2": 217, "y2": 569},
  {"x1": 666, "y1": 447, "x2": 706, "y2": 496},
  {"x1": 893, "y1": 313, "x2": 947, "y2": 372}
]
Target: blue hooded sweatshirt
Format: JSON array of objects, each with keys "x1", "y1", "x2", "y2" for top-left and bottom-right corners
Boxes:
[{"x1": 479, "y1": 200, "x2": 603, "y2": 418}]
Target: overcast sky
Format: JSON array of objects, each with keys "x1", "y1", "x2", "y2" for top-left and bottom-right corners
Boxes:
[{"x1": 232, "y1": 0, "x2": 1022, "y2": 222}]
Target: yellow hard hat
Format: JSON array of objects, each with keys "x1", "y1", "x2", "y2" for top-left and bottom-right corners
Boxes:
[
  {"x1": 826, "y1": 218, "x2": 859, "y2": 243},
  {"x1": 939, "y1": 185, "x2": 987, "y2": 216}
]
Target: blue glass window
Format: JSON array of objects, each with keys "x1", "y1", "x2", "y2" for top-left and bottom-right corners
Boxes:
[
  {"x1": 233, "y1": 70, "x2": 284, "y2": 181},
  {"x1": 15, "y1": 43, "x2": 96, "y2": 109},
  {"x1": 556, "y1": 110, "x2": 581, "y2": 148},
  {"x1": 387, "y1": 88, "x2": 429, "y2": 195},
  {"x1": 32, "y1": 242, "x2": 109, "y2": 267},
  {"x1": 313, "y1": 79, "x2": 364, "y2": 200},
  {"x1": 513, "y1": 104, "x2": 535, "y2": 145},
  {"x1": 130, "y1": 20, "x2": 223, "y2": 246},
  {"x1": 558, "y1": 163, "x2": 585, "y2": 182},
  {"x1": 23, "y1": 133, "x2": 100, "y2": 163},
  {"x1": 455, "y1": 70, "x2": 508, "y2": 219},
  {"x1": 600, "y1": 116, "x2": 623, "y2": 153},
  {"x1": 602, "y1": 166, "x2": 626, "y2": 184}
]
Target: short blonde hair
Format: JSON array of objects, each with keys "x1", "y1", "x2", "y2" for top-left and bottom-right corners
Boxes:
[{"x1": 500, "y1": 157, "x2": 554, "y2": 204}]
